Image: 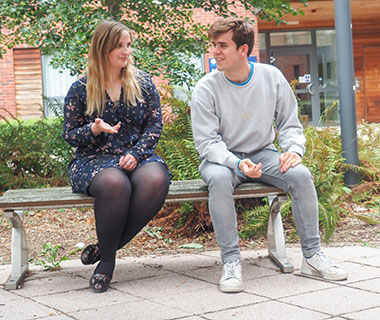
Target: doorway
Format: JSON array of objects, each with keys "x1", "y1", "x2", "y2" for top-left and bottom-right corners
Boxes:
[
  {"x1": 363, "y1": 45, "x2": 380, "y2": 123},
  {"x1": 270, "y1": 47, "x2": 317, "y2": 125},
  {"x1": 260, "y1": 30, "x2": 340, "y2": 127}
]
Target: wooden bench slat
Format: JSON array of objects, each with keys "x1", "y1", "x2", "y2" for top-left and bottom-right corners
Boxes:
[{"x1": 0, "y1": 180, "x2": 286, "y2": 211}]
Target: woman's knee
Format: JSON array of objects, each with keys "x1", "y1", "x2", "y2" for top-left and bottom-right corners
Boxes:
[
  {"x1": 89, "y1": 168, "x2": 131, "y2": 197},
  {"x1": 132, "y1": 163, "x2": 169, "y2": 191},
  {"x1": 149, "y1": 170, "x2": 170, "y2": 190}
]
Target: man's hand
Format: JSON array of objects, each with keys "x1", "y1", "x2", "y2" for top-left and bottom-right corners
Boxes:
[
  {"x1": 91, "y1": 118, "x2": 121, "y2": 136},
  {"x1": 279, "y1": 152, "x2": 302, "y2": 173},
  {"x1": 239, "y1": 159, "x2": 262, "y2": 178}
]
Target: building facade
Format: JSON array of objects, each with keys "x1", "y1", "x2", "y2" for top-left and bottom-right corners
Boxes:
[
  {"x1": 1, "y1": 0, "x2": 379, "y2": 124},
  {"x1": 257, "y1": 0, "x2": 380, "y2": 125}
]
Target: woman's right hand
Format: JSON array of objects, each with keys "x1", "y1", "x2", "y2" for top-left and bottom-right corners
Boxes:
[{"x1": 91, "y1": 118, "x2": 121, "y2": 136}]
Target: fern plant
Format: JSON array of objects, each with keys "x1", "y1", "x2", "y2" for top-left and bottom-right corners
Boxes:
[
  {"x1": 240, "y1": 124, "x2": 351, "y2": 242},
  {"x1": 302, "y1": 126, "x2": 349, "y2": 241},
  {"x1": 156, "y1": 87, "x2": 200, "y2": 180},
  {"x1": 344, "y1": 122, "x2": 380, "y2": 223}
]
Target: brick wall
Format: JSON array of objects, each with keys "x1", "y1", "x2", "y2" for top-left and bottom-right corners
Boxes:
[
  {"x1": 0, "y1": 47, "x2": 16, "y2": 119},
  {"x1": 0, "y1": 7, "x2": 259, "y2": 119},
  {"x1": 193, "y1": 6, "x2": 259, "y2": 73}
]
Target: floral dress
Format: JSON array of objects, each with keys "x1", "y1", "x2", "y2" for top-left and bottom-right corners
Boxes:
[{"x1": 63, "y1": 71, "x2": 170, "y2": 194}]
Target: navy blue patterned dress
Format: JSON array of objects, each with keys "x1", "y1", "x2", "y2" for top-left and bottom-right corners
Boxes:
[{"x1": 63, "y1": 71, "x2": 170, "y2": 194}]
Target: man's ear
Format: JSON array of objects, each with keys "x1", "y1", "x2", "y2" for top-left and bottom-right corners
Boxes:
[{"x1": 240, "y1": 44, "x2": 249, "y2": 57}]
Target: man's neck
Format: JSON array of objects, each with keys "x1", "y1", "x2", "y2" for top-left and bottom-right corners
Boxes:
[{"x1": 224, "y1": 62, "x2": 251, "y2": 83}]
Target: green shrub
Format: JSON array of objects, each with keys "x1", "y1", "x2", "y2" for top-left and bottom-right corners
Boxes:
[
  {"x1": 156, "y1": 87, "x2": 200, "y2": 180},
  {"x1": 0, "y1": 111, "x2": 72, "y2": 192},
  {"x1": 1, "y1": 90, "x2": 378, "y2": 242}
]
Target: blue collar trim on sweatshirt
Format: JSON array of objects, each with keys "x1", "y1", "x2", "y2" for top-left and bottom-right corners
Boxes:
[{"x1": 226, "y1": 62, "x2": 254, "y2": 86}]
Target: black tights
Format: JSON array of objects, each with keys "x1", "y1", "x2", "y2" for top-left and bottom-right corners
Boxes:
[{"x1": 88, "y1": 162, "x2": 169, "y2": 278}]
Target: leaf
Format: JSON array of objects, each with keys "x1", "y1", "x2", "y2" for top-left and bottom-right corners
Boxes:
[{"x1": 178, "y1": 243, "x2": 204, "y2": 249}]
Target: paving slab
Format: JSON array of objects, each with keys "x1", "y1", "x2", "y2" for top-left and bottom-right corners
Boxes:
[
  {"x1": 116, "y1": 272, "x2": 211, "y2": 300},
  {"x1": 139, "y1": 253, "x2": 220, "y2": 272},
  {"x1": 0, "y1": 297, "x2": 59, "y2": 320},
  {"x1": 349, "y1": 253, "x2": 380, "y2": 268},
  {"x1": 204, "y1": 300, "x2": 328, "y2": 320},
  {"x1": 66, "y1": 300, "x2": 190, "y2": 320},
  {"x1": 180, "y1": 261, "x2": 279, "y2": 286},
  {"x1": 337, "y1": 261, "x2": 380, "y2": 283},
  {"x1": 344, "y1": 306, "x2": 380, "y2": 320},
  {"x1": 33, "y1": 287, "x2": 138, "y2": 313},
  {"x1": 0, "y1": 288, "x2": 20, "y2": 303},
  {"x1": 152, "y1": 287, "x2": 267, "y2": 315},
  {"x1": 280, "y1": 286, "x2": 380, "y2": 316},
  {"x1": 348, "y1": 277, "x2": 380, "y2": 294},
  {"x1": 1, "y1": 245, "x2": 379, "y2": 320},
  {"x1": 244, "y1": 273, "x2": 336, "y2": 299},
  {"x1": 15, "y1": 271, "x2": 89, "y2": 298},
  {"x1": 324, "y1": 245, "x2": 380, "y2": 262},
  {"x1": 0, "y1": 265, "x2": 10, "y2": 288}
]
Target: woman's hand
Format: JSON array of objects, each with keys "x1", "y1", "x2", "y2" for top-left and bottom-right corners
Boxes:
[
  {"x1": 91, "y1": 118, "x2": 121, "y2": 136},
  {"x1": 119, "y1": 154, "x2": 138, "y2": 171}
]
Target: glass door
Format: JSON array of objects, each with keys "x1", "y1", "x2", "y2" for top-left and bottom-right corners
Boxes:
[
  {"x1": 270, "y1": 47, "x2": 320, "y2": 126},
  {"x1": 316, "y1": 30, "x2": 340, "y2": 125}
]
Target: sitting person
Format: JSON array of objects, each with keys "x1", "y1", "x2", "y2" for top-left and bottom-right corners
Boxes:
[
  {"x1": 191, "y1": 18, "x2": 348, "y2": 293},
  {"x1": 63, "y1": 20, "x2": 170, "y2": 293}
]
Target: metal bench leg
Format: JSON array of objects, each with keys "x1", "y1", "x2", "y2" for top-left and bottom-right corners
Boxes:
[
  {"x1": 267, "y1": 196, "x2": 294, "y2": 273},
  {"x1": 4, "y1": 210, "x2": 29, "y2": 290}
]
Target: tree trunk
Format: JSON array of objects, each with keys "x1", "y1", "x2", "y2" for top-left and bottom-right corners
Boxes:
[{"x1": 103, "y1": 0, "x2": 121, "y2": 19}]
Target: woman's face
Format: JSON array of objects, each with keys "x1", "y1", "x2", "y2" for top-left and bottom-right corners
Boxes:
[{"x1": 107, "y1": 32, "x2": 132, "y2": 70}]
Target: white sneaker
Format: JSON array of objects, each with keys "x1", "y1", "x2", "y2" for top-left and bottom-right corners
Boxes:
[
  {"x1": 301, "y1": 251, "x2": 348, "y2": 281},
  {"x1": 219, "y1": 260, "x2": 243, "y2": 293}
]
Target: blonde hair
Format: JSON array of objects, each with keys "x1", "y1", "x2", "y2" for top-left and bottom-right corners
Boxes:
[
  {"x1": 208, "y1": 18, "x2": 254, "y2": 57},
  {"x1": 86, "y1": 20, "x2": 142, "y2": 116}
]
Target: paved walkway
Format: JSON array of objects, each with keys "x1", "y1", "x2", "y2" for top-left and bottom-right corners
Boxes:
[{"x1": 1, "y1": 244, "x2": 380, "y2": 320}]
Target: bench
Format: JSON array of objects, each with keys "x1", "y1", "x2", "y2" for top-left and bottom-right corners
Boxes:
[{"x1": 0, "y1": 179, "x2": 293, "y2": 290}]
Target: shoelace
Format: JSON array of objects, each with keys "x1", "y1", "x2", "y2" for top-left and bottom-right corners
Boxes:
[
  {"x1": 315, "y1": 251, "x2": 336, "y2": 268},
  {"x1": 224, "y1": 260, "x2": 239, "y2": 278}
]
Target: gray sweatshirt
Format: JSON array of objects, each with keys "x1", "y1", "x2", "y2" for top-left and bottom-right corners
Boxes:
[{"x1": 191, "y1": 62, "x2": 306, "y2": 170}]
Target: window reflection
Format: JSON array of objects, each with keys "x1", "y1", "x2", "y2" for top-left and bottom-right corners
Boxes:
[{"x1": 270, "y1": 31, "x2": 312, "y2": 46}]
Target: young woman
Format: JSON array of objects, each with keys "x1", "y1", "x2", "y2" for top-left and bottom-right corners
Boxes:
[{"x1": 63, "y1": 21, "x2": 170, "y2": 293}]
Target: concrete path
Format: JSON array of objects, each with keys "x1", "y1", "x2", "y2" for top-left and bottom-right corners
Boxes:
[{"x1": 1, "y1": 244, "x2": 380, "y2": 320}]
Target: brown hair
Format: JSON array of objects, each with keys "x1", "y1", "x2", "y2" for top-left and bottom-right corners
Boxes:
[
  {"x1": 208, "y1": 18, "x2": 255, "y2": 57},
  {"x1": 86, "y1": 20, "x2": 142, "y2": 116}
]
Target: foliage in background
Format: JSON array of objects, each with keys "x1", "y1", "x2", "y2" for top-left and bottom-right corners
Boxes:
[
  {"x1": 345, "y1": 122, "x2": 380, "y2": 225},
  {"x1": 0, "y1": 109, "x2": 72, "y2": 193},
  {"x1": 1, "y1": 91, "x2": 379, "y2": 242},
  {"x1": 240, "y1": 126, "x2": 349, "y2": 242},
  {"x1": 0, "y1": 0, "x2": 307, "y2": 86},
  {"x1": 240, "y1": 119, "x2": 380, "y2": 243},
  {"x1": 239, "y1": 91, "x2": 379, "y2": 242},
  {"x1": 156, "y1": 87, "x2": 200, "y2": 180}
]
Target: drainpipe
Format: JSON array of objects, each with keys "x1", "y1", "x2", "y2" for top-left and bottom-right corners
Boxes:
[{"x1": 334, "y1": 0, "x2": 360, "y2": 187}]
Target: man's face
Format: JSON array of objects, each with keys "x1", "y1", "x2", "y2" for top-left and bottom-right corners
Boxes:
[{"x1": 211, "y1": 31, "x2": 244, "y2": 73}]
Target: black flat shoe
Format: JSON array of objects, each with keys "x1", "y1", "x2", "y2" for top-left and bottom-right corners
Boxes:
[
  {"x1": 81, "y1": 244, "x2": 101, "y2": 265},
  {"x1": 89, "y1": 273, "x2": 111, "y2": 293}
]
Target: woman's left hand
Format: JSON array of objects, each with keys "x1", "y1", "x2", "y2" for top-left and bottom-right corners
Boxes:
[{"x1": 119, "y1": 154, "x2": 138, "y2": 171}]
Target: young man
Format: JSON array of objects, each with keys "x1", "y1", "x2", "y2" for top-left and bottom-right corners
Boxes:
[{"x1": 191, "y1": 18, "x2": 348, "y2": 293}]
